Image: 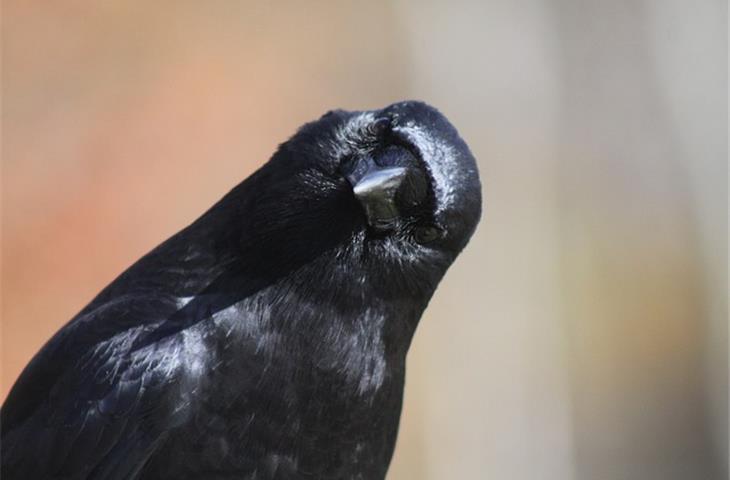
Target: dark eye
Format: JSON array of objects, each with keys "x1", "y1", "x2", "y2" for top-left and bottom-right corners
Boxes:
[
  {"x1": 368, "y1": 117, "x2": 391, "y2": 137},
  {"x1": 414, "y1": 225, "x2": 442, "y2": 244}
]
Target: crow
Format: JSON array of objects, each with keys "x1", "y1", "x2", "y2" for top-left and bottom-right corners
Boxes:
[{"x1": 1, "y1": 101, "x2": 481, "y2": 479}]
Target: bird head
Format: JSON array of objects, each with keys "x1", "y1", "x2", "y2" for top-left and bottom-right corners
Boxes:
[
  {"x1": 333, "y1": 101, "x2": 481, "y2": 255},
  {"x1": 224, "y1": 101, "x2": 481, "y2": 301}
]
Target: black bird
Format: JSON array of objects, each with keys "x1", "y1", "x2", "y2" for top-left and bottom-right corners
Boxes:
[{"x1": 1, "y1": 101, "x2": 481, "y2": 479}]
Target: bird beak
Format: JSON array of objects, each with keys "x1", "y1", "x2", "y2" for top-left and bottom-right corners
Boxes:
[{"x1": 348, "y1": 165, "x2": 408, "y2": 231}]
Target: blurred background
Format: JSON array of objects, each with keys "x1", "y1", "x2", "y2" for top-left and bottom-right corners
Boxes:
[{"x1": 2, "y1": 1, "x2": 727, "y2": 479}]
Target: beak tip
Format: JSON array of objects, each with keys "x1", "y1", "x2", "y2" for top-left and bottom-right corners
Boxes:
[
  {"x1": 349, "y1": 166, "x2": 409, "y2": 231},
  {"x1": 351, "y1": 167, "x2": 408, "y2": 198}
]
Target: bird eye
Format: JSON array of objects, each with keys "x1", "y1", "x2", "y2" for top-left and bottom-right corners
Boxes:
[
  {"x1": 368, "y1": 117, "x2": 391, "y2": 137},
  {"x1": 414, "y1": 225, "x2": 442, "y2": 244}
]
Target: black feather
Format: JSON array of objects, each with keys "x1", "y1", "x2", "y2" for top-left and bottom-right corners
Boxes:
[{"x1": 1, "y1": 101, "x2": 481, "y2": 479}]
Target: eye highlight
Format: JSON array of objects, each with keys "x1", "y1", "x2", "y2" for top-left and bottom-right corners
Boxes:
[{"x1": 413, "y1": 225, "x2": 442, "y2": 244}]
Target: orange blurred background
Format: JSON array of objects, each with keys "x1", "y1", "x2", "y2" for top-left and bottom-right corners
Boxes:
[{"x1": 2, "y1": 2, "x2": 727, "y2": 479}]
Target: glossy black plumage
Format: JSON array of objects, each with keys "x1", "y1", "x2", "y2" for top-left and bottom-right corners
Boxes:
[{"x1": 1, "y1": 101, "x2": 481, "y2": 479}]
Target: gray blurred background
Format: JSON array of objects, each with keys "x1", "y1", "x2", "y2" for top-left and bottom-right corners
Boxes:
[{"x1": 2, "y1": 1, "x2": 727, "y2": 479}]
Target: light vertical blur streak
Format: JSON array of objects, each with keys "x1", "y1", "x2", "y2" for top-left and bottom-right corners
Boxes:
[
  {"x1": 646, "y1": 1, "x2": 728, "y2": 471},
  {"x1": 554, "y1": 1, "x2": 726, "y2": 478}
]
